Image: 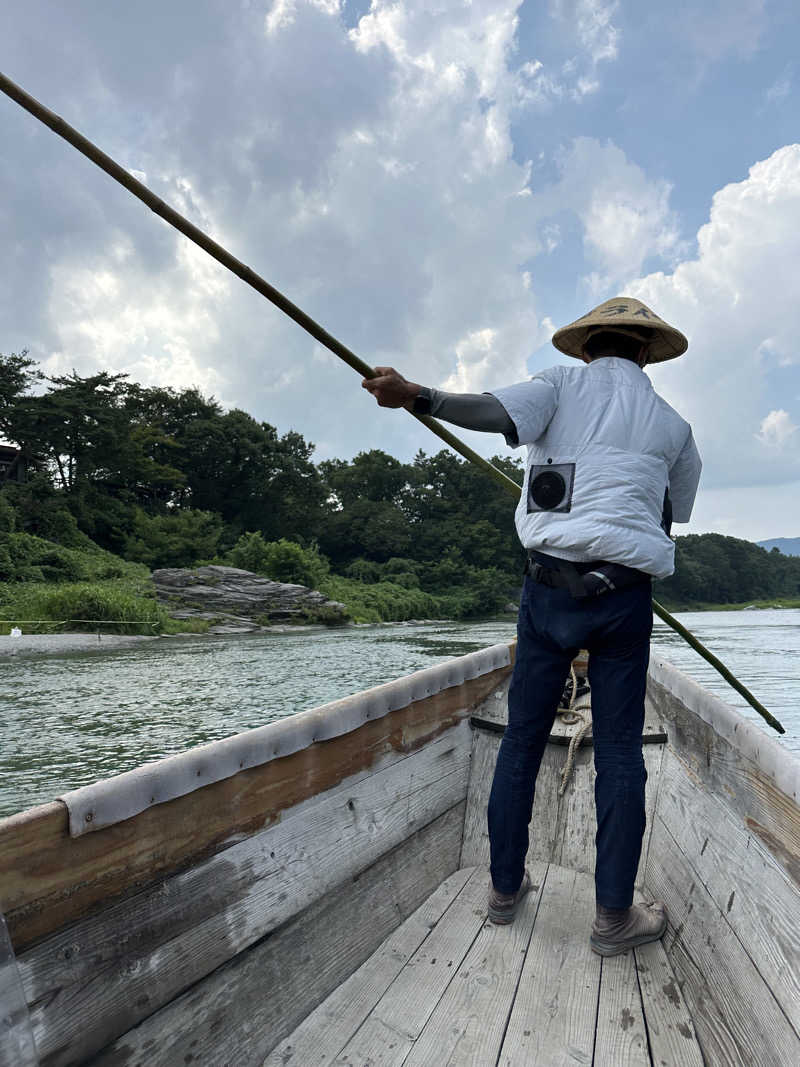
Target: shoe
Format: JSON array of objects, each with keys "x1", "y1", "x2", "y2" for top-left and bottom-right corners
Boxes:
[
  {"x1": 487, "y1": 870, "x2": 532, "y2": 925},
  {"x1": 590, "y1": 901, "x2": 667, "y2": 956}
]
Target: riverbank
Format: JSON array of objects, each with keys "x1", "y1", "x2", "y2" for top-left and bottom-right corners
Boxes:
[
  {"x1": 657, "y1": 596, "x2": 800, "y2": 612},
  {"x1": 0, "y1": 633, "x2": 158, "y2": 655}
]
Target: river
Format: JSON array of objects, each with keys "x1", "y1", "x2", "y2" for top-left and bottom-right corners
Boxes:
[{"x1": 1, "y1": 610, "x2": 798, "y2": 818}]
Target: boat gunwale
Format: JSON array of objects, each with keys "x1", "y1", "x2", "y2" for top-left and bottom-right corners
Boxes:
[
  {"x1": 649, "y1": 654, "x2": 799, "y2": 801},
  {"x1": 50, "y1": 642, "x2": 511, "y2": 838}
]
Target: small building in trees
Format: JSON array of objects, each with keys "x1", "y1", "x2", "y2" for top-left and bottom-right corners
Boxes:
[{"x1": 0, "y1": 445, "x2": 26, "y2": 483}]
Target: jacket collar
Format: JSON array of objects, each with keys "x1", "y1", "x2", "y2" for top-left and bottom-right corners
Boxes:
[{"x1": 585, "y1": 356, "x2": 651, "y2": 384}]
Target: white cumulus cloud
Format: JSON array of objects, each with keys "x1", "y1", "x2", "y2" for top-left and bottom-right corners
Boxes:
[
  {"x1": 756, "y1": 409, "x2": 798, "y2": 448},
  {"x1": 626, "y1": 144, "x2": 800, "y2": 490}
]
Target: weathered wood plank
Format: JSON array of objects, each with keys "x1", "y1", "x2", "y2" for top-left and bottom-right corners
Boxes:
[
  {"x1": 460, "y1": 730, "x2": 561, "y2": 870},
  {"x1": 665, "y1": 933, "x2": 745, "y2": 1067},
  {"x1": 263, "y1": 867, "x2": 475, "y2": 1067},
  {"x1": 1, "y1": 665, "x2": 509, "y2": 951},
  {"x1": 551, "y1": 745, "x2": 596, "y2": 873},
  {"x1": 647, "y1": 674, "x2": 800, "y2": 890},
  {"x1": 647, "y1": 815, "x2": 800, "y2": 1066},
  {"x1": 594, "y1": 951, "x2": 650, "y2": 1066},
  {"x1": 470, "y1": 673, "x2": 511, "y2": 727},
  {"x1": 655, "y1": 747, "x2": 800, "y2": 1029},
  {"x1": 20, "y1": 728, "x2": 472, "y2": 1067},
  {"x1": 553, "y1": 743, "x2": 664, "y2": 888},
  {"x1": 498, "y1": 864, "x2": 600, "y2": 1066},
  {"x1": 403, "y1": 862, "x2": 547, "y2": 1067},
  {"x1": 332, "y1": 867, "x2": 489, "y2": 1065},
  {"x1": 633, "y1": 939, "x2": 703, "y2": 1067},
  {"x1": 463, "y1": 726, "x2": 665, "y2": 888},
  {"x1": 89, "y1": 804, "x2": 465, "y2": 1067}
]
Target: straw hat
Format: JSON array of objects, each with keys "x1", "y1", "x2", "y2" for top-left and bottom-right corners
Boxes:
[{"x1": 552, "y1": 297, "x2": 688, "y2": 363}]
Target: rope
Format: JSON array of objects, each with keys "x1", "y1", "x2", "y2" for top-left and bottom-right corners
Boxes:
[{"x1": 557, "y1": 663, "x2": 593, "y2": 797}]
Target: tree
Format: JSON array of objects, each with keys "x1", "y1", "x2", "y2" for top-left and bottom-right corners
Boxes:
[
  {"x1": 124, "y1": 509, "x2": 224, "y2": 569},
  {"x1": 0, "y1": 349, "x2": 40, "y2": 433}
]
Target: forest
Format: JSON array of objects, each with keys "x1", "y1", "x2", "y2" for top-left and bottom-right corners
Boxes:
[
  {"x1": 2, "y1": 350, "x2": 800, "y2": 628},
  {"x1": 0, "y1": 351, "x2": 524, "y2": 625}
]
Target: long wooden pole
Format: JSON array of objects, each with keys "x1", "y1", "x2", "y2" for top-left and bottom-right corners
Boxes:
[{"x1": 0, "y1": 70, "x2": 784, "y2": 734}]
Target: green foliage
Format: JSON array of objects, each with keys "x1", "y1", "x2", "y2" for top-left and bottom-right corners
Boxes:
[
  {"x1": 2, "y1": 355, "x2": 526, "y2": 623},
  {"x1": 319, "y1": 575, "x2": 443, "y2": 623},
  {"x1": 655, "y1": 533, "x2": 800, "y2": 608},
  {"x1": 225, "y1": 530, "x2": 274, "y2": 573},
  {"x1": 2, "y1": 477, "x2": 96, "y2": 549},
  {"x1": 344, "y1": 558, "x2": 383, "y2": 583},
  {"x1": 0, "y1": 524, "x2": 144, "y2": 584},
  {"x1": 226, "y1": 534, "x2": 330, "y2": 587},
  {"x1": 0, "y1": 493, "x2": 15, "y2": 533},
  {"x1": 124, "y1": 509, "x2": 224, "y2": 569},
  {"x1": 0, "y1": 580, "x2": 166, "y2": 634}
]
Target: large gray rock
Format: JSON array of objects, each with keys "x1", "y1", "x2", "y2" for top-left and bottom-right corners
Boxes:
[{"x1": 151, "y1": 566, "x2": 349, "y2": 631}]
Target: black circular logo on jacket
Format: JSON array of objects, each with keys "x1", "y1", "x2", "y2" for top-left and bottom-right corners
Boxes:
[{"x1": 530, "y1": 470, "x2": 566, "y2": 510}]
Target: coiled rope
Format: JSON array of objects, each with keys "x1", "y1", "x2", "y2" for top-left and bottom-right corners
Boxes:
[{"x1": 557, "y1": 663, "x2": 593, "y2": 796}]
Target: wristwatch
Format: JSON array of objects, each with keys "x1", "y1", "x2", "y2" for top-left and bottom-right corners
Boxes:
[{"x1": 412, "y1": 386, "x2": 432, "y2": 415}]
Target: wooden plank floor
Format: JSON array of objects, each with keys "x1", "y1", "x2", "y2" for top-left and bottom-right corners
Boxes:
[{"x1": 265, "y1": 863, "x2": 704, "y2": 1067}]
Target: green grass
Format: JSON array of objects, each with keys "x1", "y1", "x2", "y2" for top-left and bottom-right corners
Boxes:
[
  {"x1": 0, "y1": 578, "x2": 166, "y2": 634},
  {"x1": 319, "y1": 575, "x2": 446, "y2": 623}
]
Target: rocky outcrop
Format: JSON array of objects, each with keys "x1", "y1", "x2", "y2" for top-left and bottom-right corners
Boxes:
[{"x1": 151, "y1": 565, "x2": 349, "y2": 633}]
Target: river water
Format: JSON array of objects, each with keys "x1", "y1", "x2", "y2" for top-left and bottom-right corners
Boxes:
[{"x1": 2, "y1": 610, "x2": 798, "y2": 818}]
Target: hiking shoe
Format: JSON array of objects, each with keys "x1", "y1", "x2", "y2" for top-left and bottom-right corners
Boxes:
[
  {"x1": 590, "y1": 901, "x2": 667, "y2": 956},
  {"x1": 487, "y1": 870, "x2": 532, "y2": 925}
]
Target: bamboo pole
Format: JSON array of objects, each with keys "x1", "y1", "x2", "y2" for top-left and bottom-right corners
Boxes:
[
  {"x1": 651, "y1": 601, "x2": 784, "y2": 732},
  {"x1": 0, "y1": 70, "x2": 784, "y2": 734},
  {"x1": 0, "y1": 71, "x2": 519, "y2": 498}
]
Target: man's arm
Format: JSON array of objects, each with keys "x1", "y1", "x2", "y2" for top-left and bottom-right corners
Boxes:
[
  {"x1": 362, "y1": 367, "x2": 517, "y2": 440},
  {"x1": 669, "y1": 430, "x2": 702, "y2": 522}
]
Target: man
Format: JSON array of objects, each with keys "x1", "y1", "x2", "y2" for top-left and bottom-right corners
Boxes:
[{"x1": 362, "y1": 296, "x2": 701, "y2": 956}]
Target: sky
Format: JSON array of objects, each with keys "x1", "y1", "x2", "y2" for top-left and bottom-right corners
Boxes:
[{"x1": 1, "y1": 0, "x2": 799, "y2": 541}]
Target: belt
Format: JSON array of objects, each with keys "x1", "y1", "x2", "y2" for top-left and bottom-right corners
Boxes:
[{"x1": 525, "y1": 550, "x2": 651, "y2": 598}]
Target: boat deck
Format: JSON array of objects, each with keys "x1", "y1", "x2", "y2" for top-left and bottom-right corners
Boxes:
[{"x1": 265, "y1": 863, "x2": 705, "y2": 1066}]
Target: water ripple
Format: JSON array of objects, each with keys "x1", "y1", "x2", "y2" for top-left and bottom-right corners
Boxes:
[{"x1": 1, "y1": 612, "x2": 797, "y2": 818}]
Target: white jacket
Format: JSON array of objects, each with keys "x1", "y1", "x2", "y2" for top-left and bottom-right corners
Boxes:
[{"x1": 490, "y1": 357, "x2": 701, "y2": 579}]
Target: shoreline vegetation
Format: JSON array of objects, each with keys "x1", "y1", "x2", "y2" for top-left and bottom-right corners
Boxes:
[{"x1": 3, "y1": 352, "x2": 800, "y2": 633}]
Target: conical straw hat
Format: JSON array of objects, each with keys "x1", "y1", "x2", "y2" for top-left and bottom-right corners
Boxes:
[{"x1": 552, "y1": 296, "x2": 688, "y2": 363}]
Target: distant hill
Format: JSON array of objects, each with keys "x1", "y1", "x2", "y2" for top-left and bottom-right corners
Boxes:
[{"x1": 757, "y1": 538, "x2": 800, "y2": 556}]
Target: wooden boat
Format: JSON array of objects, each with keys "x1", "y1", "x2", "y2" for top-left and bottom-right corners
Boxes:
[{"x1": 1, "y1": 640, "x2": 798, "y2": 1065}]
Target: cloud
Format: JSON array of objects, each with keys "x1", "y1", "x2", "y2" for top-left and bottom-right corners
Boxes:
[
  {"x1": 682, "y1": 0, "x2": 767, "y2": 63},
  {"x1": 626, "y1": 143, "x2": 800, "y2": 490},
  {"x1": 526, "y1": 0, "x2": 619, "y2": 102},
  {"x1": 549, "y1": 1, "x2": 620, "y2": 66},
  {"x1": 0, "y1": 0, "x2": 554, "y2": 460},
  {"x1": 755, "y1": 409, "x2": 798, "y2": 448},
  {"x1": 547, "y1": 138, "x2": 682, "y2": 289},
  {"x1": 764, "y1": 68, "x2": 792, "y2": 106}
]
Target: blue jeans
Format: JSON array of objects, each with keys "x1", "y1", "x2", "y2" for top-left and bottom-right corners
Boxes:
[{"x1": 488, "y1": 573, "x2": 652, "y2": 908}]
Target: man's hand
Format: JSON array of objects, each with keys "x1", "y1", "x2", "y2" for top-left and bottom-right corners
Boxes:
[{"x1": 361, "y1": 367, "x2": 421, "y2": 409}]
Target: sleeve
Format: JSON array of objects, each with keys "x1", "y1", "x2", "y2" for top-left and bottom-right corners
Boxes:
[
  {"x1": 487, "y1": 375, "x2": 559, "y2": 447},
  {"x1": 669, "y1": 429, "x2": 702, "y2": 522},
  {"x1": 419, "y1": 390, "x2": 519, "y2": 444}
]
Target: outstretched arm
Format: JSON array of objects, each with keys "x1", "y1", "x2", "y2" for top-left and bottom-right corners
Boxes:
[{"x1": 362, "y1": 367, "x2": 516, "y2": 440}]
